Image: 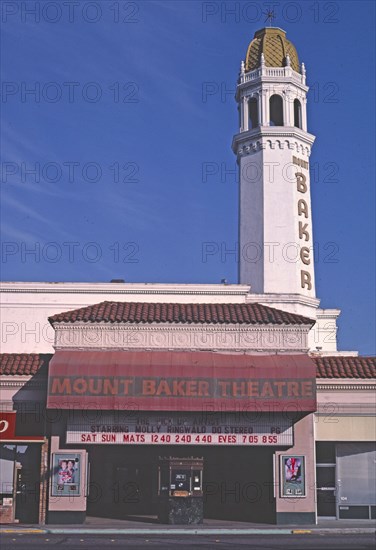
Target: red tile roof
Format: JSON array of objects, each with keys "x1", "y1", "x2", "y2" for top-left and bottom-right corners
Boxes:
[
  {"x1": 313, "y1": 355, "x2": 376, "y2": 379},
  {"x1": 48, "y1": 301, "x2": 314, "y2": 326},
  {"x1": 0, "y1": 353, "x2": 51, "y2": 376}
]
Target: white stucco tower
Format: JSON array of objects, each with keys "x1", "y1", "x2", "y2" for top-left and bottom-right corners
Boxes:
[{"x1": 232, "y1": 28, "x2": 316, "y2": 300}]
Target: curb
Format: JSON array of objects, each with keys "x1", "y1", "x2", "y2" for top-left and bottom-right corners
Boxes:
[{"x1": 1, "y1": 529, "x2": 46, "y2": 534}]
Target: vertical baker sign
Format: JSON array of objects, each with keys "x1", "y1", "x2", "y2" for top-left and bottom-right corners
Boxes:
[
  {"x1": 293, "y1": 155, "x2": 313, "y2": 293},
  {"x1": 66, "y1": 411, "x2": 294, "y2": 446}
]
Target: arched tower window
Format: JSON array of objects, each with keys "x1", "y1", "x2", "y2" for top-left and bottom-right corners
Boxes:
[
  {"x1": 249, "y1": 97, "x2": 259, "y2": 129},
  {"x1": 269, "y1": 94, "x2": 284, "y2": 126},
  {"x1": 294, "y1": 99, "x2": 302, "y2": 128}
]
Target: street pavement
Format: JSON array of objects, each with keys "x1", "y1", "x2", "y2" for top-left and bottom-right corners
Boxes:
[{"x1": 0, "y1": 533, "x2": 375, "y2": 549}]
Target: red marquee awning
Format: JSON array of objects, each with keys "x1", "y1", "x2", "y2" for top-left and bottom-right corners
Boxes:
[{"x1": 47, "y1": 350, "x2": 317, "y2": 412}]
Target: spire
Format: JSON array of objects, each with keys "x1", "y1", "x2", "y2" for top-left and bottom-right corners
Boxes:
[{"x1": 232, "y1": 29, "x2": 315, "y2": 298}]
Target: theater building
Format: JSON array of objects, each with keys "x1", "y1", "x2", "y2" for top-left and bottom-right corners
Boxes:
[
  {"x1": 45, "y1": 301, "x2": 318, "y2": 524},
  {"x1": 1, "y1": 27, "x2": 375, "y2": 525}
]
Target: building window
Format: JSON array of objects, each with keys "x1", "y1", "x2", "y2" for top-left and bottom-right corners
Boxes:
[
  {"x1": 249, "y1": 97, "x2": 259, "y2": 129},
  {"x1": 294, "y1": 99, "x2": 302, "y2": 128},
  {"x1": 316, "y1": 442, "x2": 336, "y2": 464},
  {"x1": 269, "y1": 94, "x2": 284, "y2": 126}
]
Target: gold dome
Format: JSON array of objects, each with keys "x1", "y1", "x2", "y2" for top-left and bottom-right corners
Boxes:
[{"x1": 245, "y1": 27, "x2": 300, "y2": 73}]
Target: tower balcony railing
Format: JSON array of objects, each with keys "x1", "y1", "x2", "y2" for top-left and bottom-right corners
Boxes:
[{"x1": 240, "y1": 66, "x2": 306, "y2": 86}]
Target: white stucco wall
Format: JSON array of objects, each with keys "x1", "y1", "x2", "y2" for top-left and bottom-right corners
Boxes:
[
  {"x1": 315, "y1": 380, "x2": 376, "y2": 441},
  {"x1": 0, "y1": 282, "x2": 346, "y2": 354},
  {"x1": 234, "y1": 65, "x2": 316, "y2": 299}
]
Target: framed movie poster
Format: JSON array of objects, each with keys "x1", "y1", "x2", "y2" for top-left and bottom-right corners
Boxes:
[
  {"x1": 280, "y1": 455, "x2": 306, "y2": 497},
  {"x1": 51, "y1": 453, "x2": 80, "y2": 496}
]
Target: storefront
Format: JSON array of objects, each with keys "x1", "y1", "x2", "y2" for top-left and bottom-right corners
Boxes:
[
  {"x1": 316, "y1": 441, "x2": 376, "y2": 520},
  {"x1": 46, "y1": 349, "x2": 317, "y2": 525},
  {"x1": 0, "y1": 411, "x2": 47, "y2": 524},
  {"x1": 315, "y1": 365, "x2": 376, "y2": 521}
]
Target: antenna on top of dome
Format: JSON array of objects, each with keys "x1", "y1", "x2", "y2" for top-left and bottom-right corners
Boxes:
[{"x1": 263, "y1": 10, "x2": 276, "y2": 26}]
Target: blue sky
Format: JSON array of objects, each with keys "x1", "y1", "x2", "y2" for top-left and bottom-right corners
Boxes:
[{"x1": 1, "y1": 0, "x2": 375, "y2": 355}]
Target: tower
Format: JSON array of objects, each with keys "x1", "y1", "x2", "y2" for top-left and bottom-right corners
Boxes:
[{"x1": 232, "y1": 28, "x2": 316, "y2": 299}]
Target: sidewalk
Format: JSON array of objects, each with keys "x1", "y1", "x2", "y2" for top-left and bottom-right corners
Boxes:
[{"x1": 1, "y1": 516, "x2": 375, "y2": 535}]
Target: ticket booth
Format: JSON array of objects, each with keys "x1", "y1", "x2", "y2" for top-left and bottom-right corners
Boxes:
[{"x1": 158, "y1": 457, "x2": 204, "y2": 524}]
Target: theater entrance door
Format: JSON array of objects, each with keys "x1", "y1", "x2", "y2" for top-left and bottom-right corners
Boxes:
[
  {"x1": 87, "y1": 448, "x2": 157, "y2": 519},
  {"x1": 87, "y1": 445, "x2": 276, "y2": 523}
]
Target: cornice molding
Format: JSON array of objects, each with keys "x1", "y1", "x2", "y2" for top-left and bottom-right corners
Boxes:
[
  {"x1": 317, "y1": 384, "x2": 376, "y2": 391},
  {"x1": 53, "y1": 323, "x2": 309, "y2": 353},
  {"x1": 232, "y1": 127, "x2": 315, "y2": 157},
  {"x1": 0, "y1": 283, "x2": 251, "y2": 297},
  {"x1": 0, "y1": 379, "x2": 47, "y2": 389},
  {"x1": 246, "y1": 293, "x2": 320, "y2": 309},
  {"x1": 316, "y1": 309, "x2": 341, "y2": 318},
  {"x1": 316, "y1": 404, "x2": 376, "y2": 415}
]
